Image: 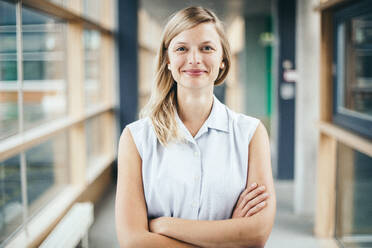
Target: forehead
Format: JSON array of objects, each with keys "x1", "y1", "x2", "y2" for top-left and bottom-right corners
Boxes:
[{"x1": 169, "y1": 23, "x2": 221, "y2": 46}]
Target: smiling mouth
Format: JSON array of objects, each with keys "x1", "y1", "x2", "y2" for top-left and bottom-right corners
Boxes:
[{"x1": 183, "y1": 69, "x2": 207, "y2": 76}]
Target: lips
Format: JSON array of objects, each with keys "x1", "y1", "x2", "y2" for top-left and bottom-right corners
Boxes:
[{"x1": 183, "y1": 69, "x2": 207, "y2": 76}]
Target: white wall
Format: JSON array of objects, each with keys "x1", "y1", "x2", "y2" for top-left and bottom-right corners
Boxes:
[{"x1": 294, "y1": 0, "x2": 320, "y2": 216}]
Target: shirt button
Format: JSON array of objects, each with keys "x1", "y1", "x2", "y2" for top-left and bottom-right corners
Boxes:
[
  {"x1": 194, "y1": 151, "x2": 199, "y2": 157},
  {"x1": 192, "y1": 202, "x2": 198, "y2": 208},
  {"x1": 194, "y1": 176, "x2": 199, "y2": 181}
]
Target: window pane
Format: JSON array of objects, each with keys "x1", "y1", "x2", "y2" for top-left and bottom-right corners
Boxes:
[
  {"x1": 83, "y1": 29, "x2": 102, "y2": 108},
  {"x1": 0, "y1": 1, "x2": 18, "y2": 140},
  {"x1": 0, "y1": 155, "x2": 23, "y2": 244},
  {"x1": 338, "y1": 13, "x2": 372, "y2": 119},
  {"x1": 85, "y1": 115, "x2": 104, "y2": 168},
  {"x1": 25, "y1": 131, "x2": 69, "y2": 217},
  {"x1": 22, "y1": 7, "x2": 67, "y2": 131},
  {"x1": 336, "y1": 143, "x2": 372, "y2": 246}
]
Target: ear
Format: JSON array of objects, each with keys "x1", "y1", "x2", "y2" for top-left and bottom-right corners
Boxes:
[{"x1": 220, "y1": 61, "x2": 225, "y2": 69}]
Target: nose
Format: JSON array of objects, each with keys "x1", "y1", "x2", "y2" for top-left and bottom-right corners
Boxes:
[{"x1": 188, "y1": 48, "x2": 201, "y2": 65}]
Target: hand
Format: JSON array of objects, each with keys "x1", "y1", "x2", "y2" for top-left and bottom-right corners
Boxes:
[{"x1": 232, "y1": 183, "x2": 269, "y2": 218}]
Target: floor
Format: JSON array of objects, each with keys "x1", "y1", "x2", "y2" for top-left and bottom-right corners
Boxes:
[{"x1": 88, "y1": 180, "x2": 338, "y2": 247}]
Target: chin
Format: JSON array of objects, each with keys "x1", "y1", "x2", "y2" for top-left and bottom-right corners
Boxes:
[{"x1": 182, "y1": 81, "x2": 210, "y2": 89}]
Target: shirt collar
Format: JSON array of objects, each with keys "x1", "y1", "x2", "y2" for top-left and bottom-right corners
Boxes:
[
  {"x1": 206, "y1": 95, "x2": 229, "y2": 133},
  {"x1": 175, "y1": 95, "x2": 229, "y2": 141}
]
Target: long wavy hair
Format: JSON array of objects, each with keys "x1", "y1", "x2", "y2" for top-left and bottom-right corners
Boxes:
[{"x1": 140, "y1": 6, "x2": 232, "y2": 146}]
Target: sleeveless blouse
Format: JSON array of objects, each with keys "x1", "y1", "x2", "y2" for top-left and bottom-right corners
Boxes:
[{"x1": 126, "y1": 95, "x2": 260, "y2": 220}]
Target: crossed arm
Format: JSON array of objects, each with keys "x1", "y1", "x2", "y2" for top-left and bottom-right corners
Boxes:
[{"x1": 115, "y1": 122, "x2": 276, "y2": 248}]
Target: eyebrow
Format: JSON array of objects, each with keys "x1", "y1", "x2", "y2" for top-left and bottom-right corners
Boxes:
[{"x1": 174, "y1": 40, "x2": 216, "y2": 45}]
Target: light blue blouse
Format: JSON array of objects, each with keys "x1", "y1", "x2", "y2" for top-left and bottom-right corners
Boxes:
[{"x1": 127, "y1": 95, "x2": 260, "y2": 220}]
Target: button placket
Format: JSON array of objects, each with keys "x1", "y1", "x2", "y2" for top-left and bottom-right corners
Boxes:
[{"x1": 191, "y1": 144, "x2": 202, "y2": 212}]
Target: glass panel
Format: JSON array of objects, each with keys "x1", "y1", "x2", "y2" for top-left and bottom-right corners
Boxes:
[
  {"x1": 337, "y1": 13, "x2": 372, "y2": 119},
  {"x1": 83, "y1": 29, "x2": 102, "y2": 108},
  {"x1": 336, "y1": 143, "x2": 372, "y2": 247},
  {"x1": 25, "y1": 131, "x2": 69, "y2": 217},
  {"x1": 0, "y1": 155, "x2": 23, "y2": 244},
  {"x1": 0, "y1": 1, "x2": 18, "y2": 140},
  {"x1": 85, "y1": 115, "x2": 104, "y2": 168},
  {"x1": 22, "y1": 7, "x2": 67, "y2": 131}
]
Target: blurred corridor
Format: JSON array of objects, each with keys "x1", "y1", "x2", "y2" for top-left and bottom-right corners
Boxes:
[{"x1": 0, "y1": 0, "x2": 371, "y2": 247}]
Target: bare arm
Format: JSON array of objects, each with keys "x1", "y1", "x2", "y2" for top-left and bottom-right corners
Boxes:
[
  {"x1": 115, "y1": 127, "x2": 199, "y2": 248},
  {"x1": 148, "y1": 122, "x2": 276, "y2": 248}
]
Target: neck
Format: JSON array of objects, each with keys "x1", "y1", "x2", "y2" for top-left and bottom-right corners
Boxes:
[{"x1": 176, "y1": 85, "x2": 214, "y2": 128}]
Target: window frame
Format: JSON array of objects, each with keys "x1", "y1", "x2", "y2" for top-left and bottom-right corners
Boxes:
[
  {"x1": 333, "y1": 0, "x2": 372, "y2": 140},
  {"x1": 0, "y1": 0, "x2": 117, "y2": 246}
]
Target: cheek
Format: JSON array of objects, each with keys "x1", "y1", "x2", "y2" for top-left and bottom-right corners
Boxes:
[
  {"x1": 169, "y1": 55, "x2": 184, "y2": 71},
  {"x1": 206, "y1": 56, "x2": 221, "y2": 73}
]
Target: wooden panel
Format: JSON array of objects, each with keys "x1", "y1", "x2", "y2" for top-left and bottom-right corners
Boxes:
[
  {"x1": 22, "y1": 0, "x2": 113, "y2": 35},
  {"x1": 138, "y1": 9, "x2": 162, "y2": 52},
  {"x1": 66, "y1": 0, "x2": 82, "y2": 15},
  {"x1": 102, "y1": 112, "x2": 115, "y2": 156},
  {"x1": 77, "y1": 164, "x2": 113, "y2": 204},
  {"x1": 227, "y1": 16, "x2": 245, "y2": 54},
  {"x1": 226, "y1": 55, "x2": 244, "y2": 113},
  {"x1": 0, "y1": 104, "x2": 113, "y2": 161},
  {"x1": 101, "y1": 34, "x2": 114, "y2": 105},
  {"x1": 52, "y1": 133, "x2": 68, "y2": 185},
  {"x1": 66, "y1": 22, "x2": 86, "y2": 186},
  {"x1": 67, "y1": 23, "x2": 84, "y2": 117},
  {"x1": 315, "y1": 133, "x2": 337, "y2": 237},
  {"x1": 69, "y1": 123, "x2": 87, "y2": 185},
  {"x1": 100, "y1": 0, "x2": 113, "y2": 30},
  {"x1": 138, "y1": 48, "x2": 156, "y2": 110},
  {"x1": 336, "y1": 143, "x2": 355, "y2": 236},
  {"x1": 314, "y1": 0, "x2": 353, "y2": 11},
  {"x1": 319, "y1": 10, "x2": 333, "y2": 122},
  {"x1": 318, "y1": 121, "x2": 372, "y2": 157}
]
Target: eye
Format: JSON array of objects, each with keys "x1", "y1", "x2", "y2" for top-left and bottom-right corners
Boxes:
[
  {"x1": 176, "y1": 46, "x2": 186, "y2": 52},
  {"x1": 202, "y1": 45, "x2": 214, "y2": 51}
]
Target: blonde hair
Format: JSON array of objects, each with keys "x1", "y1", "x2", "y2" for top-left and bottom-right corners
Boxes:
[{"x1": 140, "y1": 6, "x2": 232, "y2": 146}]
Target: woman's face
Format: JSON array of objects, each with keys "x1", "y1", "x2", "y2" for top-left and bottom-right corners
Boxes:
[{"x1": 167, "y1": 23, "x2": 224, "y2": 90}]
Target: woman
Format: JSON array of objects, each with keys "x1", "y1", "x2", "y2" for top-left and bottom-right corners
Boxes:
[{"x1": 115, "y1": 6, "x2": 276, "y2": 247}]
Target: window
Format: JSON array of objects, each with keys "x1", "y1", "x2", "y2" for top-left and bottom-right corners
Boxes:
[
  {"x1": 83, "y1": 29, "x2": 102, "y2": 108},
  {"x1": 333, "y1": 0, "x2": 372, "y2": 139},
  {"x1": 22, "y1": 8, "x2": 67, "y2": 131},
  {"x1": 25, "y1": 132, "x2": 69, "y2": 217},
  {"x1": 0, "y1": 0, "x2": 116, "y2": 245},
  {"x1": 0, "y1": 1, "x2": 18, "y2": 140},
  {"x1": 0, "y1": 154, "x2": 22, "y2": 244},
  {"x1": 336, "y1": 142, "x2": 372, "y2": 247}
]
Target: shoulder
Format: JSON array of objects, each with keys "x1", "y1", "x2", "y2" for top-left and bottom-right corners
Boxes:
[
  {"x1": 249, "y1": 121, "x2": 270, "y2": 156},
  {"x1": 125, "y1": 116, "x2": 151, "y2": 133},
  {"x1": 225, "y1": 107, "x2": 261, "y2": 141},
  {"x1": 124, "y1": 116, "x2": 154, "y2": 140},
  {"x1": 226, "y1": 107, "x2": 260, "y2": 128},
  {"x1": 120, "y1": 117, "x2": 152, "y2": 159}
]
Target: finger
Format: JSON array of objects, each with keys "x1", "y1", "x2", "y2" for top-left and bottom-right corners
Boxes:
[
  {"x1": 245, "y1": 201, "x2": 267, "y2": 217},
  {"x1": 241, "y1": 192, "x2": 268, "y2": 216},
  {"x1": 236, "y1": 183, "x2": 257, "y2": 207},
  {"x1": 240, "y1": 185, "x2": 266, "y2": 209}
]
